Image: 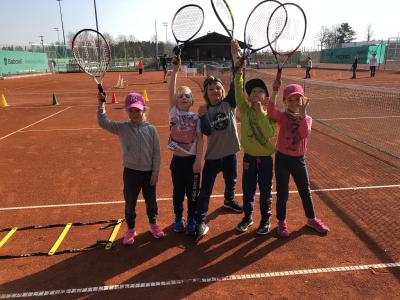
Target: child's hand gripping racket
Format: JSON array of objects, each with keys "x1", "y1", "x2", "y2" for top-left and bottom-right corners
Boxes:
[
  {"x1": 171, "y1": 4, "x2": 204, "y2": 57},
  {"x1": 72, "y1": 29, "x2": 111, "y2": 102},
  {"x1": 267, "y1": 2, "x2": 307, "y2": 81}
]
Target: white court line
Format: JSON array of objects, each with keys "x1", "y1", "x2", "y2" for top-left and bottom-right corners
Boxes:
[
  {"x1": 0, "y1": 262, "x2": 399, "y2": 298},
  {"x1": 0, "y1": 107, "x2": 72, "y2": 142},
  {"x1": 1, "y1": 184, "x2": 399, "y2": 211},
  {"x1": 19, "y1": 125, "x2": 170, "y2": 133},
  {"x1": 318, "y1": 115, "x2": 400, "y2": 121}
]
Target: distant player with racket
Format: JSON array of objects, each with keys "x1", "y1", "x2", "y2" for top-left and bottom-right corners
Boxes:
[
  {"x1": 137, "y1": 60, "x2": 144, "y2": 78},
  {"x1": 267, "y1": 80, "x2": 330, "y2": 237},
  {"x1": 194, "y1": 40, "x2": 242, "y2": 241},
  {"x1": 160, "y1": 54, "x2": 168, "y2": 83},
  {"x1": 167, "y1": 55, "x2": 203, "y2": 236},
  {"x1": 231, "y1": 41, "x2": 276, "y2": 235},
  {"x1": 97, "y1": 91, "x2": 165, "y2": 245}
]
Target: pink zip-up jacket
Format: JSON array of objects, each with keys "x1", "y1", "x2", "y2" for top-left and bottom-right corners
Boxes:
[{"x1": 267, "y1": 101, "x2": 312, "y2": 157}]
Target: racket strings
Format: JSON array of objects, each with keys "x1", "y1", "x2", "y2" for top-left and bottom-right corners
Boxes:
[
  {"x1": 213, "y1": 0, "x2": 233, "y2": 32},
  {"x1": 245, "y1": 1, "x2": 282, "y2": 51},
  {"x1": 73, "y1": 33, "x2": 110, "y2": 78},
  {"x1": 172, "y1": 7, "x2": 204, "y2": 41},
  {"x1": 269, "y1": 4, "x2": 306, "y2": 55}
]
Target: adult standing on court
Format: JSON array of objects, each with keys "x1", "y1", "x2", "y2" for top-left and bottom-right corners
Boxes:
[
  {"x1": 160, "y1": 54, "x2": 168, "y2": 83},
  {"x1": 369, "y1": 53, "x2": 378, "y2": 77},
  {"x1": 351, "y1": 56, "x2": 358, "y2": 79},
  {"x1": 304, "y1": 56, "x2": 312, "y2": 79}
]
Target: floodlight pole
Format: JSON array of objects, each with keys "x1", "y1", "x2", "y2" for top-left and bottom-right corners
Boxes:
[
  {"x1": 56, "y1": 0, "x2": 66, "y2": 47},
  {"x1": 162, "y1": 22, "x2": 168, "y2": 43}
]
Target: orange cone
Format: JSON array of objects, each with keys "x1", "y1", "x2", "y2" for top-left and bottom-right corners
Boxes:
[{"x1": 111, "y1": 92, "x2": 118, "y2": 104}]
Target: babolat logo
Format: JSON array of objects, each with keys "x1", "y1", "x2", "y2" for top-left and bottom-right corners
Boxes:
[{"x1": 4, "y1": 58, "x2": 23, "y2": 65}]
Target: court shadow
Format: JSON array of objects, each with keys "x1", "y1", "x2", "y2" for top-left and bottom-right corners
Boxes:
[{"x1": 311, "y1": 181, "x2": 400, "y2": 281}]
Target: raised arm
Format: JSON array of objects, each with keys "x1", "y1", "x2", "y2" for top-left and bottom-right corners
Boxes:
[{"x1": 168, "y1": 56, "x2": 181, "y2": 110}]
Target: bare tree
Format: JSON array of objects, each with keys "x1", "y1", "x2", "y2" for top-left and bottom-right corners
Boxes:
[{"x1": 364, "y1": 23, "x2": 374, "y2": 41}]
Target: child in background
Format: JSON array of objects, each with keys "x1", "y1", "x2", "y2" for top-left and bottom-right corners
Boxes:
[
  {"x1": 195, "y1": 41, "x2": 242, "y2": 241},
  {"x1": 97, "y1": 91, "x2": 165, "y2": 245},
  {"x1": 137, "y1": 60, "x2": 144, "y2": 78},
  {"x1": 267, "y1": 81, "x2": 329, "y2": 237},
  {"x1": 232, "y1": 41, "x2": 276, "y2": 235},
  {"x1": 168, "y1": 55, "x2": 203, "y2": 235}
]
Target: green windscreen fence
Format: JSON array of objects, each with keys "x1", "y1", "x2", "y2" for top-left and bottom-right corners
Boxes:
[
  {"x1": 0, "y1": 50, "x2": 49, "y2": 75},
  {"x1": 321, "y1": 45, "x2": 386, "y2": 64}
]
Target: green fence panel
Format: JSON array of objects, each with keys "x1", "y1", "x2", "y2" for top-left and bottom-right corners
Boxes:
[
  {"x1": 321, "y1": 45, "x2": 386, "y2": 64},
  {"x1": 0, "y1": 50, "x2": 49, "y2": 75}
]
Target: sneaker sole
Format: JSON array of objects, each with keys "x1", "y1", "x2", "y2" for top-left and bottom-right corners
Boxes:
[
  {"x1": 195, "y1": 226, "x2": 209, "y2": 242},
  {"x1": 235, "y1": 221, "x2": 254, "y2": 232},
  {"x1": 306, "y1": 223, "x2": 329, "y2": 234},
  {"x1": 223, "y1": 204, "x2": 243, "y2": 213},
  {"x1": 256, "y1": 224, "x2": 271, "y2": 235}
]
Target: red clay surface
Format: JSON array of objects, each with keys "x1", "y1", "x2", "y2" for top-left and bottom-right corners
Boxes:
[{"x1": 0, "y1": 70, "x2": 399, "y2": 299}]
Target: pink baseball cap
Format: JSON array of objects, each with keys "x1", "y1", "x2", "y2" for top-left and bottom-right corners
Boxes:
[
  {"x1": 125, "y1": 92, "x2": 145, "y2": 111},
  {"x1": 283, "y1": 84, "x2": 304, "y2": 99}
]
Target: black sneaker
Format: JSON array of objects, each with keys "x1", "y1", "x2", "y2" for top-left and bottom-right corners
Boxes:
[
  {"x1": 256, "y1": 221, "x2": 271, "y2": 235},
  {"x1": 236, "y1": 218, "x2": 254, "y2": 232},
  {"x1": 195, "y1": 222, "x2": 209, "y2": 242},
  {"x1": 223, "y1": 199, "x2": 243, "y2": 213}
]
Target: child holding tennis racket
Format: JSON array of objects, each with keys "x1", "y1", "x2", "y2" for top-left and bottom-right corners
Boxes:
[
  {"x1": 97, "y1": 91, "x2": 165, "y2": 245},
  {"x1": 231, "y1": 41, "x2": 276, "y2": 235},
  {"x1": 267, "y1": 81, "x2": 329, "y2": 237},
  {"x1": 194, "y1": 43, "x2": 242, "y2": 241},
  {"x1": 167, "y1": 56, "x2": 203, "y2": 236}
]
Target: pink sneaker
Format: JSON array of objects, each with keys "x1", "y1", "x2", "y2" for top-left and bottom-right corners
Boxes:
[
  {"x1": 307, "y1": 218, "x2": 330, "y2": 234},
  {"x1": 277, "y1": 220, "x2": 289, "y2": 237},
  {"x1": 122, "y1": 229, "x2": 136, "y2": 245},
  {"x1": 150, "y1": 223, "x2": 165, "y2": 238}
]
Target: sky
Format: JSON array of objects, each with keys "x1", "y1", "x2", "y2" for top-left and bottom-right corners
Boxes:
[{"x1": 0, "y1": 0, "x2": 399, "y2": 48}]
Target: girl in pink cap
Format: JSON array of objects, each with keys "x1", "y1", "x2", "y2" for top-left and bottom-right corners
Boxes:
[
  {"x1": 97, "y1": 91, "x2": 165, "y2": 245},
  {"x1": 268, "y1": 82, "x2": 329, "y2": 237}
]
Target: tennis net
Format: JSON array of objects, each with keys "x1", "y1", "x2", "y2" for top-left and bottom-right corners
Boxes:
[{"x1": 206, "y1": 65, "x2": 400, "y2": 159}]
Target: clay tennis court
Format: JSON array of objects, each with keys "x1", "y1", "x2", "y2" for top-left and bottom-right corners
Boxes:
[{"x1": 0, "y1": 69, "x2": 399, "y2": 299}]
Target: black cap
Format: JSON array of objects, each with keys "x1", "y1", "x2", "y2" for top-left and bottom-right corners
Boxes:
[{"x1": 245, "y1": 78, "x2": 269, "y2": 96}]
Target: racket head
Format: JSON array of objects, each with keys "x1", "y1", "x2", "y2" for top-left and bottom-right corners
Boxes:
[
  {"x1": 71, "y1": 29, "x2": 111, "y2": 85},
  {"x1": 210, "y1": 0, "x2": 234, "y2": 38},
  {"x1": 171, "y1": 4, "x2": 204, "y2": 44},
  {"x1": 267, "y1": 2, "x2": 307, "y2": 56},
  {"x1": 244, "y1": 0, "x2": 284, "y2": 54}
]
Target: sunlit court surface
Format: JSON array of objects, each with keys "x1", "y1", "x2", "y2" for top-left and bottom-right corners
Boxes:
[{"x1": 1, "y1": 0, "x2": 400, "y2": 299}]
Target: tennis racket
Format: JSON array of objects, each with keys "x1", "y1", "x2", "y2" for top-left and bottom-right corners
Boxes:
[
  {"x1": 72, "y1": 29, "x2": 111, "y2": 101},
  {"x1": 210, "y1": 0, "x2": 235, "y2": 73},
  {"x1": 242, "y1": 0, "x2": 285, "y2": 61},
  {"x1": 267, "y1": 2, "x2": 307, "y2": 81},
  {"x1": 171, "y1": 4, "x2": 204, "y2": 57}
]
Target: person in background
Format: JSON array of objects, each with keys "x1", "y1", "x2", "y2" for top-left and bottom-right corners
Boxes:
[
  {"x1": 305, "y1": 56, "x2": 312, "y2": 79},
  {"x1": 351, "y1": 56, "x2": 358, "y2": 79},
  {"x1": 137, "y1": 60, "x2": 144, "y2": 78},
  {"x1": 267, "y1": 81, "x2": 330, "y2": 237},
  {"x1": 369, "y1": 53, "x2": 378, "y2": 77},
  {"x1": 160, "y1": 54, "x2": 168, "y2": 83},
  {"x1": 167, "y1": 55, "x2": 203, "y2": 236},
  {"x1": 97, "y1": 91, "x2": 165, "y2": 245}
]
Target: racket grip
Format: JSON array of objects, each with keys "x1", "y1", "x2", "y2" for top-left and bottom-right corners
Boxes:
[
  {"x1": 191, "y1": 173, "x2": 201, "y2": 202},
  {"x1": 97, "y1": 84, "x2": 106, "y2": 102}
]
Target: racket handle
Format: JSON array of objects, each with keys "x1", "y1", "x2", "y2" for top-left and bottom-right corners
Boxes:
[
  {"x1": 97, "y1": 84, "x2": 106, "y2": 102},
  {"x1": 173, "y1": 46, "x2": 182, "y2": 57},
  {"x1": 191, "y1": 173, "x2": 201, "y2": 202}
]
